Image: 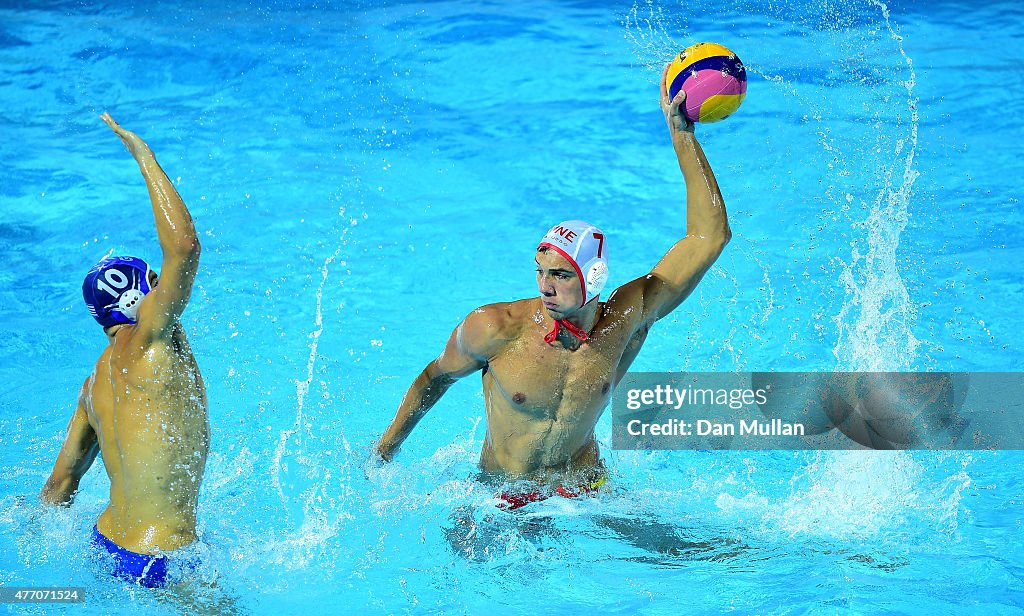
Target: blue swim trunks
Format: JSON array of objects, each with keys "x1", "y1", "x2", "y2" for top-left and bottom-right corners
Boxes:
[{"x1": 90, "y1": 526, "x2": 169, "y2": 588}]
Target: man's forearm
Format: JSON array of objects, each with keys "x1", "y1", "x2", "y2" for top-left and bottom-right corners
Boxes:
[
  {"x1": 378, "y1": 368, "x2": 455, "y2": 461},
  {"x1": 39, "y1": 475, "x2": 79, "y2": 507},
  {"x1": 135, "y1": 152, "x2": 200, "y2": 257},
  {"x1": 672, "y1": 132, "x2": 729, "y2": 242},
  {"x1": 100, "y1": 114, "x2": 199, "y2": 257}
]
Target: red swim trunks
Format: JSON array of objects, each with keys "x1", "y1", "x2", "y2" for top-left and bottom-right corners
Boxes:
[{"x1": 496, "y1": 475, "x2": 608, "y2": 511}]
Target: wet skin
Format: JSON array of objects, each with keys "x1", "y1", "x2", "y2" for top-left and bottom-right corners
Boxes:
[
  {"x1": 378, "y1": 67, "x2": 732, "y2": 487},
  {"x1": 85, "y1": 317, "x2": 209, "y2": 552},
  {"x1": 41, "y1": 114, "x2": 207, "y2": 554}
]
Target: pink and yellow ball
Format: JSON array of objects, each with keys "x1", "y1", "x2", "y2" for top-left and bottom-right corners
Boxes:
[{"x1": 666, "y1": 42, "x2": 747, "y2": 123}]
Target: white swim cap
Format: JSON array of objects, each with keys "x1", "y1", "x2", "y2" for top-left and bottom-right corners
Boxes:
[{"x1": 538, "y1": 220, "x2": 608, "y2": 307}]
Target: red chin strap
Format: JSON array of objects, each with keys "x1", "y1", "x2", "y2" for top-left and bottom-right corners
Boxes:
[{"x1": 545, "y1": 318, "x2": 590, "y2": 344}]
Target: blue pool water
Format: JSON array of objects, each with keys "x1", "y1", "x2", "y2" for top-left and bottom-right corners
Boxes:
[{"x1": 1, "y1": 0, "x2": 1022, "y2": 613}]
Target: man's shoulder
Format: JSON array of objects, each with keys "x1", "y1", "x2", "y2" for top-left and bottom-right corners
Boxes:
[
  {"x1": 459, "y1": 299, "x2": 537, "y2": 348},
  {"x1": 603, "y1": 276, "x2": 649, "y2": 316},
  {"x1": 110, "y1": 320, "x2": 187, "y2": 350},
  {"x1": 107, "y1": 323, "x2": 193, "y2": 376},
  {"x1": 467, "y1": 298, "x2": 536, "y2": 322}
]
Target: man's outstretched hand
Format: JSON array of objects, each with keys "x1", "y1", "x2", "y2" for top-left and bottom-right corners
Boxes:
[{"x1": 100, "y1": 112, "x2": 155, "y2": 161}]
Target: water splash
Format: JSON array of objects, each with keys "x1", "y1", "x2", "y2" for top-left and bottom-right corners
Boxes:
[
  {"x1": 765, "y1": 451, "x2": 955, "y2": 541},
  {"x1": 833, "y1": 0, "x2": 921, "y2": 370},
  {"x1": 624, "y1": 0, "x2": 677, "y2": 73},
  {"x1": 271, "y1": 211, "x2": 356, "y2": 519},
  {"x1": 619, "y1": 0, "x2": 968, "y2": 554},
  {"x1": 625, "y1": 0, "x2": 924, "y2": 370}
]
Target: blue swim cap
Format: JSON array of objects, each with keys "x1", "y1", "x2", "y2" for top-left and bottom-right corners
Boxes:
[{"x1": 82, "y1": 256, "x2": 152, "y2": 328}]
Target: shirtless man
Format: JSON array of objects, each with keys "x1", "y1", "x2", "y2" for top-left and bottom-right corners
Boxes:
[
  {"x1": 40, "y1": 114, "x2": 208, "y2": 587},
  {"x1": 376, "y1": 68, "x2": 731, "y2": 509}
]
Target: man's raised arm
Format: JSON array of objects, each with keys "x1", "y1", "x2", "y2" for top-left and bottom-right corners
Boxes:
[
  {"x1": 636, "y1": 66, "x2": 732, "y2": 322},
  {"x1": 376, "y1": 307, "x2": 503, "y2": 461},
  {"x1": 101, "y1": 113, "x2": 201, "y2": 340}
]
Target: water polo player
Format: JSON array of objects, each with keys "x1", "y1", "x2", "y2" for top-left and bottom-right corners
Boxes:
[
  {"x1": 376, "y1": 67, "x2": 732, "y2": 509},
  {"x1": 41, "y1": 113, "x2": 209, "y2": 587}
]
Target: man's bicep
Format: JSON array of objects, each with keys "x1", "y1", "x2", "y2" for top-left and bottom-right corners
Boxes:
[
  {"x1": 433, "y1": 306, "x2": 507, "y2": 379},
  {"x1": 433, "y1": 319, "x2": 488, "y2": 379},
  {"x1": 650, "y1": 236, "x2": 724, "y2": 288},
  {"x1": 45, "y1": 395, "x2": 99, "y2": 493},
  {"x1": 63, "y1": 397, "x2": 99, "y2": 472},
  {"x1": 645, "y1": 236, "x2": 724, "y2": 320}
]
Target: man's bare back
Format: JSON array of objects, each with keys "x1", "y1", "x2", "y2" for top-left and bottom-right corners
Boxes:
[
  {"x1": 377, "y1": 66, "x2": 732, "y2": 492},
  {"x1": 41, "y1": 114, "x2": 208, "y2": 565},
  {"x1": 86, "y1": 320, "x2": 208, "y2": 552}
]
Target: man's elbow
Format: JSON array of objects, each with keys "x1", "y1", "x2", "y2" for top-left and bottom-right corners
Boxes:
[
  {"x1": 703, "y1": 225, "x2": 731, "y2": 257},
  {"x1": 182, "y1": 236, "x2": 202, "y2": 258},
  {"x1": 375, "y1": 440, "x2": 396, "y2": 463},
  {"x1": 719, "y1": 224, "x2": 732, "y2": 250},
  {"x1": 423, "y1": 359, "x2": 459, "y2": 386},
  {"x1": 166, "y1": 236, "x2": 202, "y2": 262}
]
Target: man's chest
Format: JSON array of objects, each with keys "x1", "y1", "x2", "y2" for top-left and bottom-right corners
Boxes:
[{"x1": 484, "y1": 329, "x2": 628, "y2": 419}]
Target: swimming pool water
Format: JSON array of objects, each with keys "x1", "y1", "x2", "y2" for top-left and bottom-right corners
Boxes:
[{"x1": 1, "y1": 0, "x2": 1022, "y2": 613}]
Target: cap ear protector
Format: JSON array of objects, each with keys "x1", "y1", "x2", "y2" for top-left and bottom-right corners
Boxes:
[
  {"x1": 83, "y1": 256, "x2": 152, "y2": 328},
  {"x1": 538, "y1": 220, "x2": 608, "y2": 307},
  {"x1": 585, "y1": 260, "x2": 609, "y2": 300}
]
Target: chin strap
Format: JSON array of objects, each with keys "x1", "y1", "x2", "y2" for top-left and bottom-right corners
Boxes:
[{"x1": 544, "y1": 318, "x2": 590, "y2": 344}]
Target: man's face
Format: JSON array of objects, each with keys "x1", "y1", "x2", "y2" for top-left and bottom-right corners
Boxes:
[{"x1": 536, "y1": 249, "x2": 582, "y2": 317}]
